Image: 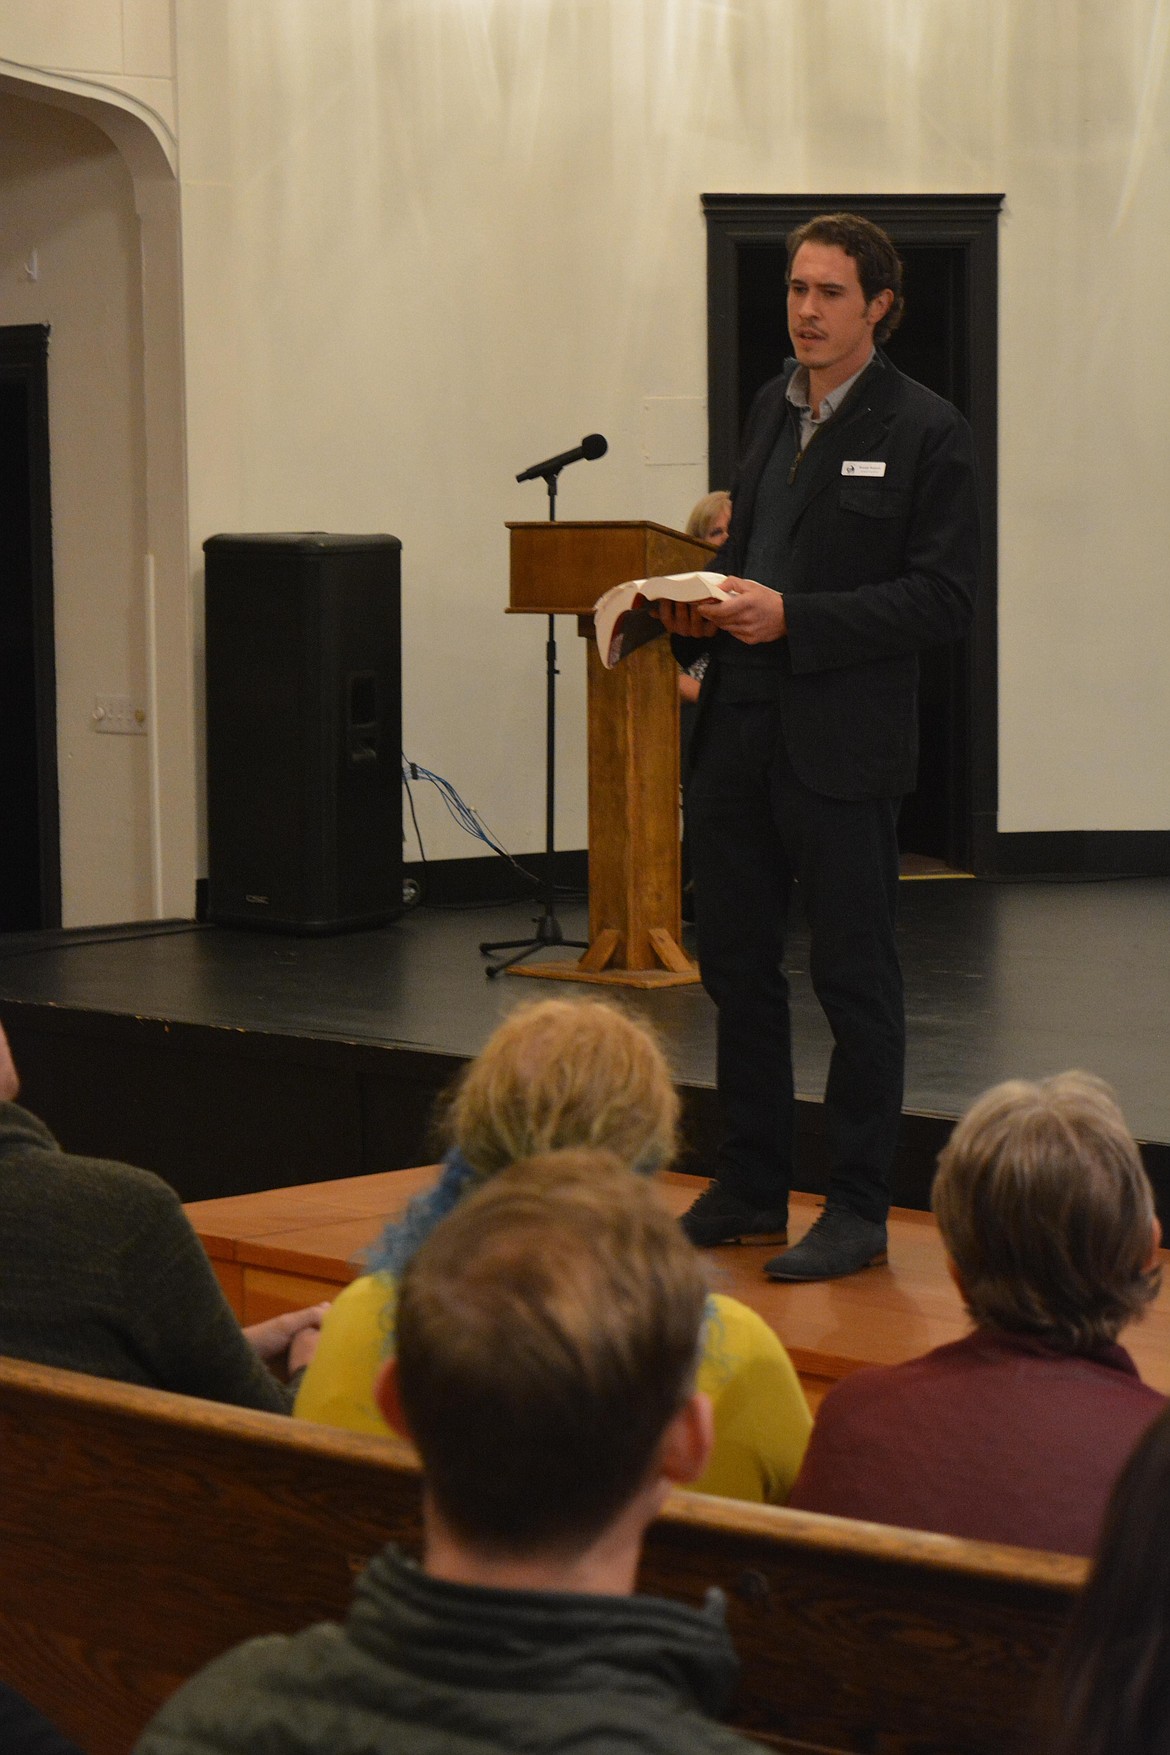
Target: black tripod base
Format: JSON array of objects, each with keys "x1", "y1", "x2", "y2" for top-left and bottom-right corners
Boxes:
[{"x1": 480, "y1": 912, "x2": 589, "y2": 979}]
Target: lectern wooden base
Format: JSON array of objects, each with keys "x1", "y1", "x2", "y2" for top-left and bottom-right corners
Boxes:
[
  {"x1": 507, "y1": 633, "x2": 701, "y2": 987},
  {"x1": 505, "y1": 520, "x2": 710, "y2": 990},
  {"x1": 509, "y1": 952, "x2": 699, "y2": 988},
  {"x1": 509, "y1": 965, "x2": 699, "y2": 986}
]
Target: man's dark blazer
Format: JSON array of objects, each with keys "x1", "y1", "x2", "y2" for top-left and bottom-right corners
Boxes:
[{"x1": 677, "y1": 353, "x2": 980, "y2": 800}]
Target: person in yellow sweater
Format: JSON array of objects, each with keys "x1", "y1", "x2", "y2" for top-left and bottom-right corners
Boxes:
[{"x1": 296, "y1": 998, "x2": 811, "y2": 1503}]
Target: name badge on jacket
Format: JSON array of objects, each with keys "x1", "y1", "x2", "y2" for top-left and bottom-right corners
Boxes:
[{"x1": 841, "y1": 460, "x2": 886, "y2": 477}]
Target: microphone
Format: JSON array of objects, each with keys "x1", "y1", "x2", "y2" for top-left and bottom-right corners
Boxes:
[{"x1": 516, "y1": 433, "x2": 607, "y2": 483}]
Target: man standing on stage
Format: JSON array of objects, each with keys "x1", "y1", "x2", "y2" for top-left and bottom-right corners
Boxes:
[{"x1": 658, "y1": 212, "x2": 980, "y2": 1283}]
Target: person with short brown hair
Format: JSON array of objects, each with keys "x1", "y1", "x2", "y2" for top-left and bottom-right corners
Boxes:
[
  {"x1": 296, "y1": 997, "x2": 812, "y2": 1506},
  {"x1": 390, "y1": 1150, "x2": 710, "y2": 1553},
  {"x1": 785, "y1": 212, "x2": 906, "y2": 342},
  {"x1": 788, "y1": 1073, "x2": 1165, "y2": 1553},
  {"x1": 657, "y1": 209, "x2": 980, "y2": 1282},
  {"x1": 136, "y1": 1154, "x2": 760, "y2": 1755}
]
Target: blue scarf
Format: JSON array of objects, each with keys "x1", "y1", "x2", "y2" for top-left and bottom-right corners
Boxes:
[
  {"x1": 364, "y1": 1147, "x2": 480, "y2": 1280},
  {"x1": 362, "y1": 1146, "x2": 721, "y2": 1366}
]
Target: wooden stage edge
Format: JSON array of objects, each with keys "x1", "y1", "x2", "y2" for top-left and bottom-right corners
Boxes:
[
  {"x1": 14, "y1": 996, "x2": 1170, "y2": 1228},
  {"x1": 3, "y1": 996, "x2": 996, "y2": 1211},
  {"x1": 187, "y1": 1168, "x2": 1170, "y2": 1410}
]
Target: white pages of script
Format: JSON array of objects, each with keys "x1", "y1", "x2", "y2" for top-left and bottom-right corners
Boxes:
[{"x1": 594, "y1": 571, "x2": 730, "y2": 670}]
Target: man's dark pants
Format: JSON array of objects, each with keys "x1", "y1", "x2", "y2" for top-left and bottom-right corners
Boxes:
[{"x1": 687, "y1": 697, "x2": 903, "y2": 1225}]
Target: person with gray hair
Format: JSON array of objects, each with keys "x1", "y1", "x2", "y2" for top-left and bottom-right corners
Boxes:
[{"x1": 787, "y1": 1072, "x2": 1165, "y2": 1553}]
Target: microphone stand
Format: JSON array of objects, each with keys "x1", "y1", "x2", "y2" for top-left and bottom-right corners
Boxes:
[{"x1": 480, "y1": 466, "x2": 588, "y2": 977}]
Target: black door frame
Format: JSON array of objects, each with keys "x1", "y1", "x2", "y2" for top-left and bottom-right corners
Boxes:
[
  {"x1": 0, "y1": 323, "x2": 60, "y2": 927},
  {"x1": 702, "y1": 193, "x2": 1002, "y2": 874}
]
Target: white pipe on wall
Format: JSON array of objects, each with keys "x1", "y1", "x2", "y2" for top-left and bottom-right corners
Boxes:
[{"x1": 144, "y1": 550, "x2": 165, "y2": 917}]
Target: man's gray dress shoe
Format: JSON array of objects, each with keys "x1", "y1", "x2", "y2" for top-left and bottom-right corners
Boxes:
[
  {"x1": 681, "y1": 1182, "x2": 788, "y2": 1248},
  {"x1": 765, "y1": 1204, "x2": 888, "y2": 1282}
]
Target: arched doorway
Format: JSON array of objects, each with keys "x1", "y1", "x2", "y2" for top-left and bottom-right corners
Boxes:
[
  {"x1": 0, "y1": 71, "x2": 193, "y2": 926},
  {"x1": 0, "y1": 321, "x2": 55, "y2": 928}
]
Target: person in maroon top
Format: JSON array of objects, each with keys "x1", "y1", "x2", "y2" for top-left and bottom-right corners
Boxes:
[{"x1": 788, "y1": 1071, "x2": 1165, "y2": 1554}]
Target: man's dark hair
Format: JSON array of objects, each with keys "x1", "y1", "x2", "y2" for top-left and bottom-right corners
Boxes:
[{"x1": 786, "y1": 212, "x2": 905, "y2": 344}]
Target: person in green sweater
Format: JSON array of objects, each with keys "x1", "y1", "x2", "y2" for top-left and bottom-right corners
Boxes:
[
  {"x1": 136, "y1": 1151, "x2": 760, "y2": 1755},
  {"x1": 0, "y1": 1019, "x2": 325, "y2": 1410},
  {"x1": 296, "y1": 997, "x2": 811, "y2": 1503}
]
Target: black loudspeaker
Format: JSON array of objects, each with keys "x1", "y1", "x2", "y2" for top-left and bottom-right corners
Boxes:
[{"x1": 204, "y1": 532, "x2": 403, "y2": 933}]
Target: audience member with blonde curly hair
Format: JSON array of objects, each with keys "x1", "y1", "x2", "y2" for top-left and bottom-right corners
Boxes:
[{"x1": 296, "y1": 998, "x2": 811, "y2": 1504}]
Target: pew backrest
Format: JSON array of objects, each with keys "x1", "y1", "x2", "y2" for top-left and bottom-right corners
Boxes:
[
  {"x1": 0, "y1": 1356, "x2": 1085, "y2": 1755},
  {"x1": 643, "y1": 1490, "x2": 1084, "y2": 1752}
]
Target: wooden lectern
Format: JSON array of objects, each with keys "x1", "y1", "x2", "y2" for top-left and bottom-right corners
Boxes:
[{"x1": 506, "y1": 521, "x2": 715, "y2": 987}]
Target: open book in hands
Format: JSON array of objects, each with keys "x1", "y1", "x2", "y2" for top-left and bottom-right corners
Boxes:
[{"x1": 593, "y1": 571, "x2": 729, "y2": 670}]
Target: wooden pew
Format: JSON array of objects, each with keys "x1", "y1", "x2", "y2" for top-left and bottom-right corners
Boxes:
[{"x1": 0, "y1": 1356, "x2": 1084, "y2": 1755}]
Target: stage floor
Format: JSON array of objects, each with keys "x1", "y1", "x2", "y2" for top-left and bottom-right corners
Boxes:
[{"x1": 2, "y1": 875, "x2": 1169, "y2": 1138}]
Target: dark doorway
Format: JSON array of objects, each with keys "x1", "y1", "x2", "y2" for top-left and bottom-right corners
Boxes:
[
  {"x1": 703, "y1": 194, "x2": 1001, "y2": 872},
  {"x1": 0, "y1": 324, "x2": 59, "y2": 929}
]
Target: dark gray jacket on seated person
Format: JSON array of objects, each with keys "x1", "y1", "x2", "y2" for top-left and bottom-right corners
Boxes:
[
  {"x1": 134, "y1": 1545, "x2": 756, "y2": 1755},
  {"x1": 0, "y1": 1101, "x2": 291, "y2": 1412},
  {"x1": 0, "y1": 1682, "x2": 84, "y2": 1755}
]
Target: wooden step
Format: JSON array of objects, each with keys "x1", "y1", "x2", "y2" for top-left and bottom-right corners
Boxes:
[{"x1": 188, "y1": 1167, "x2": 1170, "y2": 1407}]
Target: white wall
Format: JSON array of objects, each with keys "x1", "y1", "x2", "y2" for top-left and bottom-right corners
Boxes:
[
  {"x1": 170, "y1": 0, "x2": 1170, "y2": 852},
  {"x1": 0, "y1": 92, "x2": 154, "y2": 923},
  {"x1": 4, "y1": 0, "x2": 1170, "y2": 904}
]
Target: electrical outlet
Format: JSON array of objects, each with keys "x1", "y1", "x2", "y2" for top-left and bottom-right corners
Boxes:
[{"x1": 92, "y1": 695, "x2": 147, "y2": 735}]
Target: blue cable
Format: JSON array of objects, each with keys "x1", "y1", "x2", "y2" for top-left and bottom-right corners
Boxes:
[
  {"x1": 401, "y1": 756, "x2": 515, "y2": 858},
  {"x1": 401, "y1": 757, "x2": 545, "y2": 898}
]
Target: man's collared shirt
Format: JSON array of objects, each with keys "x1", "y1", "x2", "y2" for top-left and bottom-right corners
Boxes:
[{"x1": 786, "y1": 351, "x2": 874, "y2": 453}]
